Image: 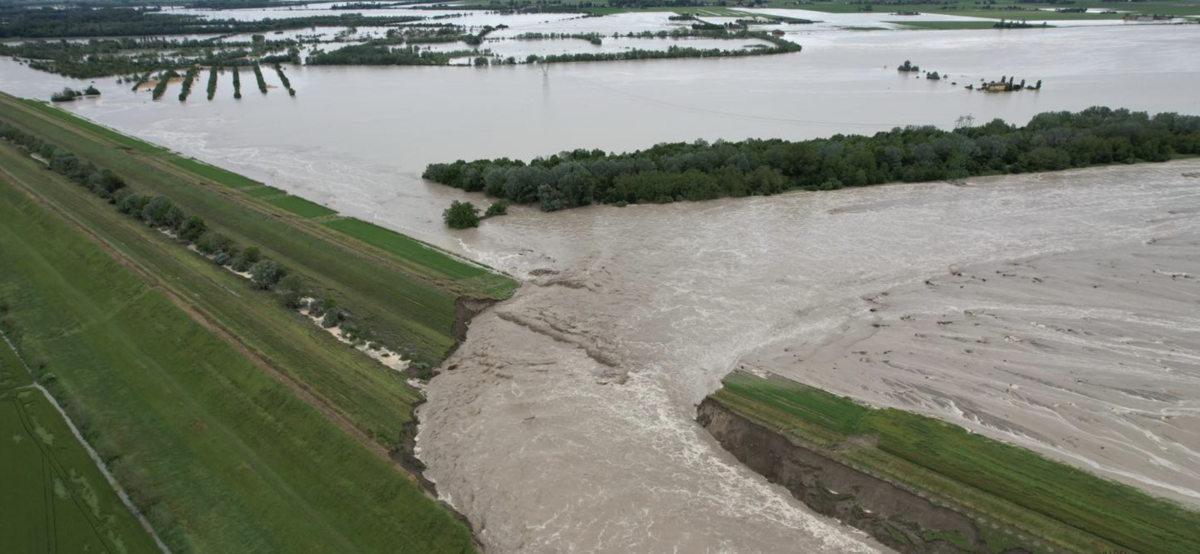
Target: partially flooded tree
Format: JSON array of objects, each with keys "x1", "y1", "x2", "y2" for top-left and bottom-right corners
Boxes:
[{"x1": 442, "y1": 200, "x2": 480, "y2": 229}]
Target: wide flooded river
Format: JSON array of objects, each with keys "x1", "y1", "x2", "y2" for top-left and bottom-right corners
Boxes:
[{"x1": 3, "y1": 21, "x2": 1199, "y2": 554}]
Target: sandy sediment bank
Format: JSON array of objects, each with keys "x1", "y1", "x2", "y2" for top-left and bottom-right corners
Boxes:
[{"x1": 745, "y1": 236, "x2": 1200, "y2": 506}]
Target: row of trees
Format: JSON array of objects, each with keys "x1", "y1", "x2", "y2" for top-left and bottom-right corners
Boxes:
[
  {"x1": 50, "y1": 85, "x2": 100, "y2": 102},
  {"x1": 423, "y1": 108, "x2": 1200, "y2": 211},
  {"x1": 4, "y1": 119, "x2": 404, "y2": 352},
  {"x1": 178, "y1": 67, "x2": 199, "y2": 101},
  {"x1": 0, "y1": 119, "x2": 333, "y2": 326},
  {"x1": 273, "y1": 64, "x2": 296, "y2": 96},
  {"x1": 0, "y1": 6, "x2": 422, "y2": 39},
  {"x1": 0, "y1": 33, "x2": 300, "y2": 79},
  {"x1": 206, "y1": 67, "x2": 219, "y2": 100},
  {"x1": 307, "y1": 43, "x2": 479, "y2": 66},
  {"x1": 252, "y1": 63, "x2": 268, "y2": 94},
  {"x1": 150, "y1": 70, "x2": 179, "y2": 100}
]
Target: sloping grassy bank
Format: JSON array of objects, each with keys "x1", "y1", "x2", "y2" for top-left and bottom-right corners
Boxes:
[
  {"x1": 0, "y1": 151, "x2": 476, "y2": 553},
  {"x1": 3, "y1": 93, "x2": 517, "y2": 363},
  {"x1": 701, "y1": 371, "x2": 1200, "y2": 554}
]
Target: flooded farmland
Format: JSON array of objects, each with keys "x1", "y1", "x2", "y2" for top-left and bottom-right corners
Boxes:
[{"x1": 3, "y1": 17, "x2": 1199, "y2": 554}]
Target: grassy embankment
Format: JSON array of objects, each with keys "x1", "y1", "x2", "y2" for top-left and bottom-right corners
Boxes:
[
  {"x1": 711, "y1": 371, "x2": 1200, "y2": 554},
  {"x1": 0, "y1": 91, "x2": 518, "y2": 552},
  {"x1": 0, "y1": 337, "x2": 160, "y2": 554}
]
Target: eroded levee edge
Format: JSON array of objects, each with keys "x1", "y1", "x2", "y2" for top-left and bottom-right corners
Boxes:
[
  {"x1": 399, "y1": 294, "x2": 505, "y2": 553},
  {"x1": 696, "y1": 397, "x2": 1040, "y2": 554}
]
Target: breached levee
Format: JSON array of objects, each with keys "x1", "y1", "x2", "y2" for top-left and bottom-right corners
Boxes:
[
  {"x1": 698, "y1": 371, "x2": 1200, "y2": 554},
  {"x1": 698, "y1": 397, "x2": 1001, "y2": 554}
]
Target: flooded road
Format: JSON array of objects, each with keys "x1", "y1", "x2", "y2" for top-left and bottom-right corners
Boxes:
[{"x1": 4, "y1": 21, "x2": 1200, "y2": 554}]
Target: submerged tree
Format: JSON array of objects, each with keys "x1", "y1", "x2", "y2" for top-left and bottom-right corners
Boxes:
[{"x1": 442, "y1": 200, "x2": 480, "y2": 229}]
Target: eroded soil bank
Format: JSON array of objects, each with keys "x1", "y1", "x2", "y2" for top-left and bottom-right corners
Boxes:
[{"x1": 698, "y1": 398, "x2": 1031, "y2": 554}]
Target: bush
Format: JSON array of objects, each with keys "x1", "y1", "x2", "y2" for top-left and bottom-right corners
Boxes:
[
  {"x1": 442, "y1": 200, "x2": 480, "y2": 229},
  {"x1": 195, "y1": 232, "x2": 233, "y2": 255},
  {"x1": 140, "y1": 196, "x2": 175, "y2": 227},
  {"x1": 163, "y1": 205, "x2": 186, "y2": 230},
  {"x1": 178, "y1": 216, "x2": 207, "y2": 242},
  {"x1": 275, "y1": 274, "x2": 308, "y2": 308},
  {"x1": 484, "y1": 200, "x2": 509, "y2": 217},
  {"x1": 307, "y1": 298, "x2": 326, "y2": 318},
  {"x1": 230, "y1": 246, "x2": 261, "y2": 272},
  {"x1": 321, "y1": 307, "x2": 344, "y2": 328},
  {"x1": 117, "y1": 193, "x2": 148, "y2": 215},
  {"x1": 249, "y1": 259, "x2": 285, "y2": 290}
]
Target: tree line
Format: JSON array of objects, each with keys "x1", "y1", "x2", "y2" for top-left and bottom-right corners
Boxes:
[
  {"x1": 178, "y1": 67, "x2": 199, "y2": 101},
  {"x1": 274, "y1": 64, "x2": 296, "y2": 96},
  {"x1": 253, "y1": 63, "x2": 268, "y2": 94},
  {"x1": 0, "y1": 37, "x2": 296, "y2": 78},
  {"x1": 423, "y1": 107, "x2": 1200, "y2": 212},
  {"x1": 0, "y1": 6, "x2": 422, "y2": 39},
  {"x1": 0, "y1": 119, "x2": 391, "y2": 355}
]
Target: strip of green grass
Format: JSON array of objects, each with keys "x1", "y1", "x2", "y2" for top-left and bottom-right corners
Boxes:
[
  {"x1": 0, "y1": 175, "x2": 475, "y2": 554},
  {"x1": 0, "y1": 94, "x2": 515, "y2": 363},
  {"x1": 166, "y1": 156, "x2": 262, "y2": 189},
  {"x1": 243, "y1": 184, "x2": 289, "y2": 197},
  {"x1": 325, "y1": 217, "x2": 489, "y2": 280},
  {"x1": 713, "y1": 371, "x2": 1200, "y2": 554},
  {"x1": 19, "y1": 98, "x2": 163, "y2": 154},
  {"x1": 266, "y1": 195, "x2": 339, "y2": 218}
]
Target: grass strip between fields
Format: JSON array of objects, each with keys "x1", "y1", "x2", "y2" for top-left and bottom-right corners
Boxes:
[
  {"x1": 0, "y1": 163, "x2": 476, "y2": 554},
  {"x1": 711, "y1": 371, "x2": 1200, "y2": 554}
]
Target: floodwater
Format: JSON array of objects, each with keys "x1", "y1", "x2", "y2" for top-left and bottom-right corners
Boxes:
[{"x1": 3, "y1": 20, "x2": 1200, "y2": 554}]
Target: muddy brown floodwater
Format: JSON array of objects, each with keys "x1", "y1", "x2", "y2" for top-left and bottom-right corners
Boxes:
[{"x1": 418, "y1": 161, "x2": 1200, "y2": 553}]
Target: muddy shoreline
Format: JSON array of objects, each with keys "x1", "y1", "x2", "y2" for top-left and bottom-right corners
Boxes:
[{"x1": 396, "y1": 294, "x2": 504, "y2": 553}]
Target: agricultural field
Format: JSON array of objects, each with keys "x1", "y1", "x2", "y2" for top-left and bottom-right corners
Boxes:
[
  {"x1": 0, "y1": 337, "x2": 160, "y2": 554},
  {"x1": 0, "y1": 143, "x2": 476, "y2": 553},
  {"x1": 711, "y1": 371, "x2": 1200, "y2": 554}
]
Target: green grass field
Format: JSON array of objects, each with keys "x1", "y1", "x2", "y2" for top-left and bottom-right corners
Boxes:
[
  {"x1": 265, "y1": 195, "x2": 339, "y2": 218},
  {"x1": 2, "y1": 94, "x2": 517, "y2": 363},
  {"x1": 0, "y1": 167, "x2": 475, "y2": 553},
  {"x1": 0, "y1": 337, "x2": 161, "y2": 554},
  {"x1": 713, "y1": 372, "x2": 1200, "y2": 554}
]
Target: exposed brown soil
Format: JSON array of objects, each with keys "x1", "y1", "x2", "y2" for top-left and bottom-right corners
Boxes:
[{"x1": 698, "y1": 398, "x2": 1036, "y2": 554}]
